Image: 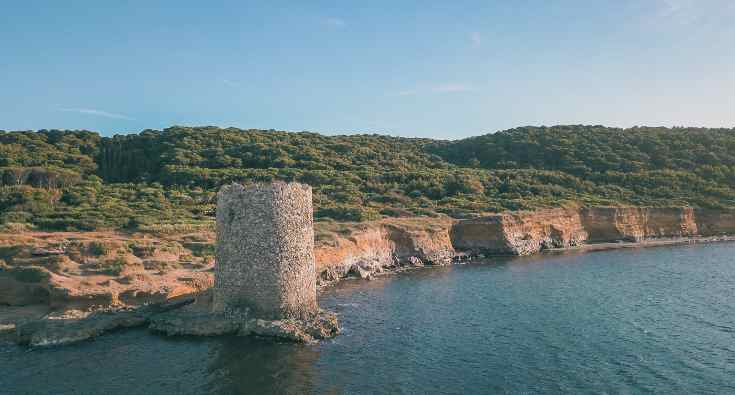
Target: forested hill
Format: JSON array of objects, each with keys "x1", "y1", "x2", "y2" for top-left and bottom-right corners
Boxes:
[{"x1": 2, "y1": 125, "x2": 735, "y2": 231}]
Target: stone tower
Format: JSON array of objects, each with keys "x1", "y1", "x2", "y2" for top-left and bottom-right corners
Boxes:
[{"x1": 213, "y1": 182, "x2": 318, "y2": 320}]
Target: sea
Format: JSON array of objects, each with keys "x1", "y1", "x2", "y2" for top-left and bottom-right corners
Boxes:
[{"x1": 3, "y1": 242, "x2": 735, "y2": 394}]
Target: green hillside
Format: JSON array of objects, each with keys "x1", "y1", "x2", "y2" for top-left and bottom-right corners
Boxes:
[{"x1": 2, "y1": 125, "x2": 735, "y2": 231}]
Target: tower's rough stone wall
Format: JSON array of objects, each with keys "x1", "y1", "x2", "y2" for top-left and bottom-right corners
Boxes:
[{"x1": 213, "y1": 182, "x2": 318, "y2": 320}]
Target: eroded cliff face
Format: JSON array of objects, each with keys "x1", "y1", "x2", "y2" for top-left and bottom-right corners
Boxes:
[
  {"x1": 580, "y1": 207, "x2": 646, "y2": 242},
  {"x1": 450, "y1": 207, "x2": 716, "y2": 256},
  {"x1": 450, "y1": 208, "x2": 588, "y2": 256},
  {"x1": 2, "y1": 207, "x2": 734, "y2": 316},
  {"x1": 694, "y1": 208, "x2": 735, "y2": 236},
  {"x1": 0, "y1": 218, "x2": 458, "y2": 315},
  {"x1": 314, "y1": 218, "x2": 456, "y2": 283},
  {"x1": 647, "y1": 208, "x2": 698, "y2": 238},
  {"x1": 315, "y1": 226, "x2": 393, "y2": 282},
  {"x1": 580, "y1": 207, "x2": 698, "y2": 242}
]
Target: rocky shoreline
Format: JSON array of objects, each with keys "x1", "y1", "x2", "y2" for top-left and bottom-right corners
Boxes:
[{"x1": 4, "y1": 206, "x2": 735, "y2": 347}]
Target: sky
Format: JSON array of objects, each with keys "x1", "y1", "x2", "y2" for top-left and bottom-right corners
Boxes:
[{"x1": 2, "y1": 0, "x2": 735, "y2": 139}]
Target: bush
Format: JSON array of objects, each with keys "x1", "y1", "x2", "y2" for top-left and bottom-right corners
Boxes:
[
  {"x1": 315, "y1": 206, "x2": 381, "y2": 222},
  {"x1": 98, "y1": 257, "x2": 126, "y2": 276},
  {"x1": 87, "y1": 241, "x2": 121, "y2": 256},
  {"x1": 11, "y1": 266, "x2": 49, "y2": 283}
]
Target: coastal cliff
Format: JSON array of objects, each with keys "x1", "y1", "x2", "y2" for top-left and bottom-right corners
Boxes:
[
  {"x1": 580, "y1": 207, "x2": 698, "y2": 242},
  {"x1": 315, "y1": 218, "x2": 456, "y2": 282},
  {"x1": 694, "y1": 209, "x2": 735, "y2": 236},
  {"x1": 450, "y1": 208, "x2": 587, "y2": 255},
  {"x1": 451, "y1": 207, "x2": 730, "y2": 256},
  {"x1": 3, "y1": 206, "x2": 735, "y2": 337},
  {"x1": 0, "y1": 218, "x2": 457, "y2": 316}
]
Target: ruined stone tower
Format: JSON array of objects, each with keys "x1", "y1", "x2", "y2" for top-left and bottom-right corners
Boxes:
[{"x1": 213, "y1": 182, "x2": 318, "y2": 320}]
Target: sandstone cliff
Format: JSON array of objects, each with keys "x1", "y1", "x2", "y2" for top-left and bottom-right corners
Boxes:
[
  {"x1": 0, "y1": 217, "x2": 457, "y2": 315},
  {"x1": 694, "y1": 208, "x2": 735, "y2": 236},
  {"x1": 580, "y1": 207, "x2": 698, "y2": 242},
  {"x1": 451, "y1": 207, "x2": 721, "y2": 256},
  {"x1": 314, "y1": 218, "x2": 456, "y2": 282},
  {"x1": 2, "y1": 207, "x2": 734, "y2": 318},
  {"x1": 450, "y1": 208, "x2": 587, "y2": 255}
]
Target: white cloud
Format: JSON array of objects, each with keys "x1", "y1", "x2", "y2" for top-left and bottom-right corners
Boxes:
[
  {"x1": 59, "y1": 108, "x2": 134, "y2": 120},
  {"x1": 470, "y1": 31, "x2": 482, "y2": 47},
  {"x1": 324, "y1": 17, "x2": 346, "y2": 28}
]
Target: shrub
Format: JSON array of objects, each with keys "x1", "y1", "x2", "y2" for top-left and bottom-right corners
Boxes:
[
  {"x1": 98, "y1": 257, "x2": 126, "y2": 276},
  {"x1": 11, "y1": 266, "x2": 49, "y2": 283}
]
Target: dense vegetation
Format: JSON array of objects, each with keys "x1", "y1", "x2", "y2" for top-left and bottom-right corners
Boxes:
[{"x1": 2, "y1": 125, "x2": 735, "y2": 231}]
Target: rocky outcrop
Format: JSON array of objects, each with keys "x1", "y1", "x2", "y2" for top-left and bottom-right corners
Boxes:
[
  {"x1": 314, "y1": 218, "x2": 456, "y2": 283},
  {"x1": 15, "y1": 288, "x2": 338, "y2": 346},
  {"x1": 0, "y1": 218, "x2": 456, "y2": 325},
  {"x1": 0, "y1": 233, "x2": 214, "y2": 310},
  {"x1": 450, "y1": 208, "x2": 587, "y2": 255},
  {"x1": 149, "y1": 302, "x2": 339, "y2": 343},
  {"x1": 148, "y1": 289, "x2": 338, "y2": 343},
  {"x1": 15, "y1": 296, "x2": 195, "y2": 347}
]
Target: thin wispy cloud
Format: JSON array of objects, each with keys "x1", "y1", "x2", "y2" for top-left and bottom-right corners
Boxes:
[
  {"x1": 59, "y1": 108, "x2": 134, "y2": 120},
  {"x1": 655, "y1": 0, "x2": 699, "y2": 25},
  {"x1": 650, "y1": 0, "x2": 735, "y2": 28},
  {"x1": 222, "y1": 79, "x2": 241, "y2": 87},
  {"x1": 392, "y1": 83, "x2": 475, "y2": 96},
  {"x1": 324, "y1": 17, "x2": 346, "y2": 28},
  {"x1": 470, "y1": 32, "x2": 482, "y2": 47},
  {"x1": 431, "y1": 83, "x2": 474, "y2": 93}
]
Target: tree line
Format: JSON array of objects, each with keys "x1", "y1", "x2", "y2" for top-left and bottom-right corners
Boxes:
[{"x1": 1, "y1": 125, "x2": 734, "y2": 230}]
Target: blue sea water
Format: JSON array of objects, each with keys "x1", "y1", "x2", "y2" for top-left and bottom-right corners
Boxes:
[{"x1": 3, "y1": 243, "x2": 735, "y2": 394}]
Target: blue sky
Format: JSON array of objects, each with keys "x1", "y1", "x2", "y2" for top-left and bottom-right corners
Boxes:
[{"x1": 2, "y1": 0, "x2": 734, "y2": 138}]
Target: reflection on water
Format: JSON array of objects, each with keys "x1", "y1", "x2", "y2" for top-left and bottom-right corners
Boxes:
[
  {"x1": 4, "y1": 242, "x2": 735, "y2": 393},
  {"x1": 206, "y1": 337, "x2": 320, "y2": 394}
]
